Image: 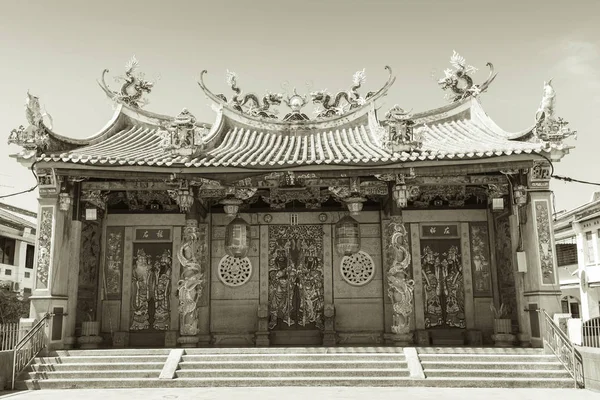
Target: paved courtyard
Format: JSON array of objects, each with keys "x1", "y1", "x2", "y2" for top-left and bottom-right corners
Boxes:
[{"x1": 1, "y1": 388, "x2": 599, "y2": 400}]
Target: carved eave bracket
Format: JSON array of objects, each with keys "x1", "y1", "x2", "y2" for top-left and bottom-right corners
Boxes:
[
  {"x1": 532, "y1": 80, "x2": 576, "y2": 162},
  {"x1": 158, "y1": 108, "x2": 209, "y2": 157},
  {"x1": 438, "y1": 50, "x2": 497, "y2": 102}
]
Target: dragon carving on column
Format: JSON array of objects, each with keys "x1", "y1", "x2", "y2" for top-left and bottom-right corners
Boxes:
[
  {"x1": 310, "y1": 68, "x2": 377, "y2": 118},
  {"x1": 99, "y1": 56, "x2": 155, "y2": 108},
  {"x1": 438, "y1": 51, "x2": 496, "y2": 102},
  {"x1": 177, "y1": 220, "x2": 206, "y2": 336},
  {"x1": 386, "y1": 216, "x2": 414, "y2": 334},
  {"x1": 216, "y1": 70, "x2": 283, "y2": 119}
]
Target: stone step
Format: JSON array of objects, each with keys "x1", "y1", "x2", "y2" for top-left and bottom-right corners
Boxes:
[
  {"x1": 418, "y1": 354, "x2": 557, "y2": 362},
  {"x1": 423, "y1": 369, "x2": 572, "y2": 379},
  {"x1": 51, "y1": 349, "x2": 171, "y2": 357},
  {"x1": 416, "y1": 377, "x2": 575, "y2": 389},
  {"x1": 178, "y1": 360, "x2": 408, "y2": 370},
  {"x1": 417, "y1": 347, "x2": 545, "y2": 354},
  {"x1": 26, "y1": 370, "x2": 161, "y2": 380},
  {"x1": 29, "y1": 362, "x2": 165, "y2": 372},
  {"x1": 180, "y1": 354, "x2": 407, "y2": 362},
  {"x1": 33, "y1": 355, "x2": 169, "y2": 364},
  {"x1": 421, "y1": 361, "x2": 565, "y2": 370},
  {"x1": 175, "y1": 368, "x2": 410, "y2": 378},
  {"x1": 15, "y1": 376, "x2": 575, "y2": 390},
  {"x1": 184, "y1": 347, "x2": 405, "y2": 354}
]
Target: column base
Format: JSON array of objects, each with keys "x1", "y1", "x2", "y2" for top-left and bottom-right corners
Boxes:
[
  {"x1": 322, "y1": 331, "x2": 337, "y2": 347},
  {"x1": 63, "y1": 336, "x2": 76, "y2": 349},
  {"x1": 77, "y1": 335, "x2": 103, "y2": 349},
  {"x1": 165, "y1": 331, "x2": 178, "y2": 347},
  {"x1": 491, "y1": 333, "x2": 516, "y2": 347},
  {"x1": 255, "y1": 332, "x2": 270, "y2": 347},
  {"x1": 197, "y1": 334, "x2": 212, "y2": 347},
  {"x1": 112, "y1": 332, "x2": 129, "y2": 348},
  {"x1": 517, "y1": 333, "x2": 531, "y2": 347},
  {"x1": 415, "y1": 330, "x2": 430, "y2": 346},
  {"x1": 466, "y1": 329, "x2": 483, "y2": 346},
  {"x1": 177, "y1": 335, "x2": 200, "y2": 347},
  {"x1": 384, "y1": 332, "x2": 413, "y2": 346}
]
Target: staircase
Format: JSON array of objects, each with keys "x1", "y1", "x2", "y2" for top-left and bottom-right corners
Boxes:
[
  {"x1": 417, "y1": 347, "x2": 574, "y2": 388},
  {"x1": 15, "y1": 347, "x2": 575, "y2": 390}
]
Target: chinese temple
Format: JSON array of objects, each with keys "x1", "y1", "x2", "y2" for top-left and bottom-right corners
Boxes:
[{"x1": 7, "y1": 52, "x2": 577, "y2": 349}]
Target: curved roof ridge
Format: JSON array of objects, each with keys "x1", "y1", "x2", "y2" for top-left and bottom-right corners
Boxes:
[
  {"x1": 470, "y1": 98, "x2": 535, "y2": 140},
  {"x1": 197, "y1": 67, "x2": 395, "y2": 132}
]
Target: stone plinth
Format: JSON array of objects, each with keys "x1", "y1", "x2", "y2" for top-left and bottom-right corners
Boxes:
[
  {"x1": 112, "y1": 332, "x2": 129, "y2": 348},
  {"x1": 178, "y1": 335, "x2": 199, "y2": 348},
  {"x1": 466, "y1": 329, "x2": 483, "y2": 345},
  {"x1": 77, "y1": 335, "x2": 103, "y2": 349},
  {"x1": 492, "y1": 333, "x2": 516, "y2": 347},
  {"x1": 415, "y1": 330, "x2": 430, "y2": 346},
  {"x1": 384, "y1": 332, "x2": 413, "y2": 346}
]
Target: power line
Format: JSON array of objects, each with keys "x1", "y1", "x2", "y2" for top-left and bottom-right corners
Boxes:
[
  {"x1": 553, "y1": 175, "x2": 600, "y2": 187},
  {"x1": 0, "y1": 161, "x2": 38, "y2": 200}
]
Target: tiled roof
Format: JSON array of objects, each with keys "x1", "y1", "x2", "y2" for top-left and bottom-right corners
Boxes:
[{"x1": 39, "y1": 99, "x2": 546, "y2": 169}]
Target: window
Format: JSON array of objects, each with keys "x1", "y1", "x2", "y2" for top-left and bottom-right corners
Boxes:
[
  {"x1": 561, "y1": 296, "x2": 581, "y2": 319},
  {"x1": 0, "y1": 237, "x2": 15, "y2": 265},
  {"x1": 24, "y1": 272, "x2": 30, "y2": 278},
  {"x1": 25, "y1": 245, "x2": 35, "y2": 269},
  {"x1": 556, "y1": 243, "x2": 578, "y2": 266},
  {"x1": 585, "y1": 231, "x2": 596, "y2": 264},
  {"x1": 5, "y1": 269, "x2": 11, "y2": 276}
]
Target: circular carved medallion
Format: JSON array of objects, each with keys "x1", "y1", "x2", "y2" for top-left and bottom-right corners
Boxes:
[
  {"x1": 218, "y1": 255, "x2": 252, "y2": 287},
  {"x1": 340, "y1": 251, "x2": 375, "y2": 286}
]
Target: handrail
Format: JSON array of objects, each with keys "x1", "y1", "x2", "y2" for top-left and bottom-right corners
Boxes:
[
  {"x1": 541, "y1": 309, "x2": 585, "y2": 388},
  {"x1": 11, "y1": 313, "x2": 51, "y2": 390}
]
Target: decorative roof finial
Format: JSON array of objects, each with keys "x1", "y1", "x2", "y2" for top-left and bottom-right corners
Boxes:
[
  {"x1": 283, "y1": 87, "x2": 310, "y2": 122},
  {"x1": 533, "y1": 80, "x2": 576, "y2": 153},
  {"x1": 158, "y1": 108, "x2": 209, "y2": 157},
  {"x1": 438, "y1": 51, "x2": 496, "y2": 102},
  {"x1": 7, "y1": 91, "x2": 52, "y2": 155},
  {"x1": 99, "y1": 56, "x2": 156, "y2": 108}
]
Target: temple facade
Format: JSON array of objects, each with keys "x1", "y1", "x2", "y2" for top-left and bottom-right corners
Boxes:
[{"x1": 7, "y1": 52, "x2": 577, "y2": 349}]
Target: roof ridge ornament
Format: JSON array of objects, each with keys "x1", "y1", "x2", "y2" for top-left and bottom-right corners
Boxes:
[
  {"x1": 438, "y1": 51, "x2": 496, "y2": 102},
  {"x1": 7, "y1": 91, "x2": 53, "y2": 157},
  {"x1": 533, "y1": 80, "x2": 576, "y2": 159},
  {"x1": 310, "y1": 68, "x2": 379, "y2": 119},
  {"x1": 215, "y1": 70, "x2": 283, "y2": 119},
  {"x1": 158, "y1": 108, "x2": 209, "y2": 157},
  {"x1": 377, "y1": 105, "x2": 423, "y2": 153},
  {"x1": 99, "y1": 56, "x2": 157, "y2": 108},
  {"x1": 282, "y1": 87, "x2": 310, "y2": 122}
]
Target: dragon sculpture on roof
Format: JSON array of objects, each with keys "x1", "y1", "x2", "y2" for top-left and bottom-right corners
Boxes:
[
  {"x1": 99, "y1": 56, "x2": 156, "y2": 108},
  {"x1": 310, "y1": 69, "x2": 378, "y2": 118},
  {"x1": 438, "y1": 51, "x2": 496, "y2": 102},
  {"x1": 216, "y1": 70, "x2": 283, "y2": 119}
]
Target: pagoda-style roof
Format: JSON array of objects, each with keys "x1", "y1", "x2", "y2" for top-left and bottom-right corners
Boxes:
[{"x1": 8, "y1": 53, "x2": 576, "y2": 172}]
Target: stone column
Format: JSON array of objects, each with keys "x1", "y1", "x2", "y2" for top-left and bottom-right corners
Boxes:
[
  {"x1": 176, "y1": 217, "x2": 206, "y2": 347},
  {"x1": 28, "y1": 175, "x2": 76, "y2": 350},
  {"x1": 519, "y1": 164, "x2": 562, "y2": 347},
  {"x1": 383, "y1": 213, "x2": 415, "y2": 346}
]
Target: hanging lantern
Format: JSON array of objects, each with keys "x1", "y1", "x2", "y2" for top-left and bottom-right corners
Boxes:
[
  {"x1": 335, "y1": 215, "x2": 361, "y2": 256},
  {"x1": 225, "y1": 216, "x2": 250, "y2": 258},
  {"x1": 221, "y1": 198, "x2": 243, "y2": 217},
  {"x1": 392, "y1": 184, "x2": 408, "y2": 208},
  {"x1": 344, "y1": 196, "x2": 366, "y2": 216}
]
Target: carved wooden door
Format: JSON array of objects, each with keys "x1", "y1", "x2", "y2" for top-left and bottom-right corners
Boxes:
[
  {"x1": 130, "y1": 242, "x2": 173, "y2": 332},
  {"x1": 420, "y1": 239, "x2": 465, "y2": 329},
  {"x1": 267, "y1": 225, "x2": 325, "y2": 331}
]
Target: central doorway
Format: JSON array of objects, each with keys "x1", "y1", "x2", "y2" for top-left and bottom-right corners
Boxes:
[{"x1": 267, "y1": 225, "x2": 325, "y2": 345}]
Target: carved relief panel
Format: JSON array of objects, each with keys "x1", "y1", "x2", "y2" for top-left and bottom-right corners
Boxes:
[
  {"x1": 76, "y1": 221, "x2": 102, "y2": 327},
  {"x1": 420, "y1": 224, "x2": 465, "y2": 329},
  {"x1": 469, "y1": 222, "x2": 492, "y2": 297},
  {"x1": 268, "y1": 225, "x2": 325, "y2": 330}
]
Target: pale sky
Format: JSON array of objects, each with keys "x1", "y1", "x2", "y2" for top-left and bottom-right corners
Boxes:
[{"x1": 1, "y1": 0, "x2": 599, "y2": 214}]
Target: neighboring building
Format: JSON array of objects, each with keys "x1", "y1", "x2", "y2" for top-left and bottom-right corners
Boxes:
[
  {"x1": 554, "y1": 192, "x2": 600, "y2": 322},
  {"x1": 0, "y1": 202, "x2": 37, "y2": 297},
  {"x1": 7, "y1": 53, "x2": 577, "y2": 350}
]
